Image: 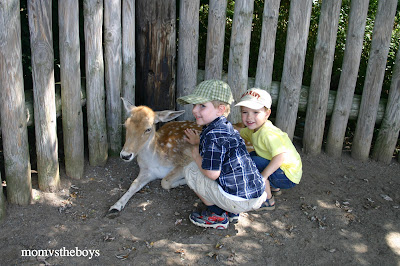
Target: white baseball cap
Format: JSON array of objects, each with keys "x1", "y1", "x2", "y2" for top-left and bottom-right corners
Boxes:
[{"x1": 235, "y1": 88, "x2": 272, "y2": 109}]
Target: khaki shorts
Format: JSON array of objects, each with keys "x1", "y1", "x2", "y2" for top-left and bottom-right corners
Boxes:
[{"x1": 184, "y1": 162, "x2": 267, "y2": 214}]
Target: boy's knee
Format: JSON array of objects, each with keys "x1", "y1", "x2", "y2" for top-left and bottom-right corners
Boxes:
[{"x1": 184, "y1": 162, "x2": 201, "y2": 189}]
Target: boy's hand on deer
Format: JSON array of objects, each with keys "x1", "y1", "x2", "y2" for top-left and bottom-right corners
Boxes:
[{"x1": 184, "y1": 128, "x2": 200, "y2": 145}]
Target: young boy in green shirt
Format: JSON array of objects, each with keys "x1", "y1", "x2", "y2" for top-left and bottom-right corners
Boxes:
[{"x1": 235, "y1": 88, "x2": 302, "y2": 210}]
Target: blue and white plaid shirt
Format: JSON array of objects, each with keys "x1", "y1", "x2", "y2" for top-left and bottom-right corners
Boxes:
[{"x1": 199, "y1": 116, "x2": 265, "y2": 199}]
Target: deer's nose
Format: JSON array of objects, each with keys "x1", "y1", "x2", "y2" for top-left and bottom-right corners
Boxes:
[{"x1": 120, "y1": 151, "x2": 134, "y2": 162}]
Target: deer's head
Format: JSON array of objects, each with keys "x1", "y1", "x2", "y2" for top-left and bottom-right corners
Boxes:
[{"x1": 120, "y1": 98, "x2": 185, "y2": 162}]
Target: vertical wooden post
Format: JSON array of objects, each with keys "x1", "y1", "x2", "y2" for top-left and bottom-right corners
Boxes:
[
  {"x1": 254, "y1": 0, "x2": 281, "y2": 92},
  {"x1": 227, "y1": 0, "x2": 254, "y2": 123},
  {"x1": 0, "y1": 0, "x2": 32, "y2": 204},
  {"x1": 83, "y1": 0, "x2": 108, "y2": 166},
  {"x1": 372, "y1": 43, "x2": 400, "y2": 164},
  {"x1": 326, "y1": 0, "x2": 369, "y2": 158},
  {"x1": 122, "y1": 0, "x2": 136, "y2": 117},
  {"x1": 28, "y1": 0, "x2": 60, "y2": 191},
  {"x1": 303, "y1": 0, "x2": 342, "y2": 155},
  {"x1": 58, "y1": 0, "x2": 84, "y2": 178},
  {"x1": 274, "y1": 0, "x2": 312, "y2": 140},
  {"x1": 176, "y1": 0, "x2": 200, "y2": 121},
  {"x1": 136, "y1": 0, "x2": 176, "y2": 110},
  {"x1": 351, "y1": 0, "x2": 397, "y2": 161},
  {"x1": 204, "y1": 0, "x2": 227, "y2": 80},
  {"x1": 104, "y1": 0, "x2": 122, "y2": 155},
  {"x1": 0, "y1": 174, "x2": 5, "y2": 221}
]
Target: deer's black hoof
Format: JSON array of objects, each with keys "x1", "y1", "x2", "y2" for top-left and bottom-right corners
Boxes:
[{"x1": 106, "y1": 208, "x2": 120, "y2": 219}]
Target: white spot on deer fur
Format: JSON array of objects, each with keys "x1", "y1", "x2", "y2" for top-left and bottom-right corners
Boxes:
[{"x1": 166, "y1": 143, "x2": 172, "y2": 148}]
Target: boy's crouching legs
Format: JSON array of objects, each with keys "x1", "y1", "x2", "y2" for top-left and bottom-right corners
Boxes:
[
  {"x1": 184, "y1": 161, "x2": 202, "y2": 192},
  {"x1": 184, "y1": 162, "x2": 229, "y2": 229}
]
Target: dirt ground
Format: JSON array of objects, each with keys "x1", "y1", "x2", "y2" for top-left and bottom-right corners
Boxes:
[{"x1": 1, "y1": 144, "x2": 400, "y2": 265}]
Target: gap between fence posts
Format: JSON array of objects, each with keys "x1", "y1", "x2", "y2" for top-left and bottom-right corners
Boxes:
[{"x1": 0, "y1": 173, "x2": 6, "y2": 221}]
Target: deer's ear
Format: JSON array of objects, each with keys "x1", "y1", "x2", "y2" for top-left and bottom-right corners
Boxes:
[
  {"x1": 155, "y1": 110, "x2": 185, "y2": 123},
  {"x1": 121, "y1": 97, "x2": 135, "y2": 113}
]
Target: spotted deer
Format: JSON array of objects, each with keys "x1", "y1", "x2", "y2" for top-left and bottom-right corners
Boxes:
[{"x1": 107, "y1": 98, "x2": 253, "y2": 217}]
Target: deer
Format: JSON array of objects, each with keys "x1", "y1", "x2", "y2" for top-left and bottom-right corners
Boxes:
[
  {"x1": 107, "y1": 98, "x2": 253, "y2": 217},
  {"x1": 107, "y1": 98, "x2": 201, "y2": 217}
]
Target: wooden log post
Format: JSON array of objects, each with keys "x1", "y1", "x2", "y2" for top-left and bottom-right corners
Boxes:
[
  {"x1": 351, "y1": 0, "x2": 397, "y2": 161},
  {"x1": 28, "y1": 0, "x2": 60, "y2": 192},
  {"x1": 227, "y1": 0, "x2": 254, "y2": 123},
  {"x1": 0, "y1": 0, "x2": 32, "y2": 204},
  {"x1": 122, "y1": 0, "x2": 136, "y2": 116},
  {"x1": 83, "y1": 0, "x2": 108, "y2": 166},
  {"x1": 136, "y1": 0, "x2": 176, "y2": 111},
  {"x1": 372, "y1": 43, "x2": 400, "y2": 164},
  {"x1": 204, "y1": 0, "x2": 227, "y2": 80},
  {"x1": 303, "y1": 0, "x2": 342, "y2": 155},
  {"x1": 104, "y1": 0, "x2": 122, "y2": 155},
  {"x1": 274, "y1": 0, "x2": 312, "y2": 140},
  {"x1": 326, "y1": 0, "x2": 369, "y2": 158},
  {"x1": 0, "y1": 174, "x2": 5, "y2": 221},
  {"x1": 58, "y1": 0, "x2": 85, "y2": 179},
  {"x1": 254, "y1": 0, "x2": 280, "y2": 92},
  {"x1": 176, "y1": 0, "x2": 200, "y2": 121}
]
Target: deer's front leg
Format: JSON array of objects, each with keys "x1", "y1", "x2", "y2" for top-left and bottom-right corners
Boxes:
[{"x1": 107, "y1": 170, "x2": 156, "y2": 218}]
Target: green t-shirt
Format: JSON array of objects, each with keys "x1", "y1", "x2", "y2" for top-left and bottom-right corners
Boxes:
[{"x1": 240, "y1": 120, "x2": 302, "y2": 184}]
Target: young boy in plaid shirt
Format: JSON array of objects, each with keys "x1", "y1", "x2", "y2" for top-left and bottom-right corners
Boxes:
[{"x1": 177, "y1": 79, "x2": 267, "y2": 229}]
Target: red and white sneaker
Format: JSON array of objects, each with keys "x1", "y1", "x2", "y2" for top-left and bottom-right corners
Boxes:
[{"x1": 189, "y1": 210, "x2": 229, "y2": 229}]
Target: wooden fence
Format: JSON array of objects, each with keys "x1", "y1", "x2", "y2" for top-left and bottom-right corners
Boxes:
[{"x1": 0, "y1": 0, "x2": 399, "y2": 216}]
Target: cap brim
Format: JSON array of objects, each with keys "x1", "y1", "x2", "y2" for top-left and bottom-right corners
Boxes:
[
  {"x1": 235, "y1": 101, "x2": 266, "y2": 109},
  {"x1": 177, "y1": 94, "x2": 211, "y2": 105}
]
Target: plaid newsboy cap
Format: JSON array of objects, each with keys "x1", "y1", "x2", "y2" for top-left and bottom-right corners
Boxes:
[{"x1": 177, "y1": 79, "x2": 234, "y2": 105}]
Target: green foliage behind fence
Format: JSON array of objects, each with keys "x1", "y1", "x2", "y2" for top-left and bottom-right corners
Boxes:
[{"x1": 198, "y1": 0, "x2": 400, "y2": 100}]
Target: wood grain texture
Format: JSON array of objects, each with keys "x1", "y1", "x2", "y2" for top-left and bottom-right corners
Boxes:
[
  {"x1": 136, "y1": 0, "x2": 176, "y2": 111},
  {"x1": 58, "y1": 0, "x2": 84, "y2": 178},
  {"x1": 0, "y1": 0, "x2": 32, "y2": 204},
  {"x1": 303, "y1": 0, "x2": 342, "y2": 155},
  {"x1": 176, "y1": 0, "x2": 200, "y2": 121},
  {"x1": 255, "y1": 0, "x2": 280, "y2": 92},
  {"x1": 104, "y1": 0, "x2": 122, "y2": 155},
  {"x1": 274, "y1": 0, "x2": 312, "y2": 140},
  {"x1": 351, "y1": 0, "x2": 397, "y2": 161},
  {"x1": 372, "y1": 42, "x2": 400, "y2": 164},
  {"x1": 122, "y1": 0, "x2": 135, "y2": 116},
  {"x1": 28, "y1": 0, "x2": 60, "y2": 191},
  {"x1": 83, "y1": 0, "x2": 108, "y2": 166},
  {"x1": 326, "y1": 0, "x2": 369, "y2": 158},
  {"x1": 227, "y1": 0, "x2": 254, "y2": 123},
  {"x1": 204, "y1": 0, "x2": 227, "y2": 80}
]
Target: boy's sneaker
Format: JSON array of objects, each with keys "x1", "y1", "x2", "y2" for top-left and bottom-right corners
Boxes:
[
  {"x1": 189, "y1": 210, "x2": 229, "y2": 229},
  {"x1": 227, "y1": 212, "x2": 240, "y2": 223}
]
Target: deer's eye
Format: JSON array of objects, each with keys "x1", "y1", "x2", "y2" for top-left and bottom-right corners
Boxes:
[{"x1": 144, "y1": 128, "x2": 152, "y2": 134}]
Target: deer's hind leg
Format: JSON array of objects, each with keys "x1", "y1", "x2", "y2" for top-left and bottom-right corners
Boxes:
[{"x1": 161, "y1": 167, "x2": 186, "y2": 190}]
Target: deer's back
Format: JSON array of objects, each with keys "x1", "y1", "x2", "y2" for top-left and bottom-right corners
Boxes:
[{"x1": 156, "y1": 121, "x2": 202, "y2": 166}]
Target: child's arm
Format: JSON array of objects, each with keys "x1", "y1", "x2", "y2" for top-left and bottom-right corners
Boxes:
[
  {"x1": 260, "y1": 152, "x2": 286, "y2": 178},
  {"x1": 191, "y1": 145, "x2": 221, "y2": 180}
]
